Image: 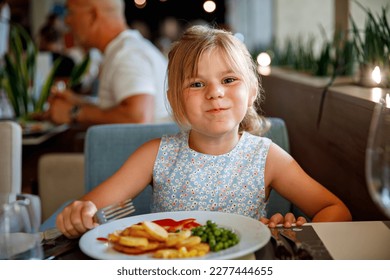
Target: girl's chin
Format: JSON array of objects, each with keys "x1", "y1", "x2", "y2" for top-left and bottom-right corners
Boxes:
[{"x1": 192, "y1": 124, "x2": 239, "y2": 135}]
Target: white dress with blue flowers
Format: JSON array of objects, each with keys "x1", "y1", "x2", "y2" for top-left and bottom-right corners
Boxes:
[{"x1": 151, "y1": 131, "x2": 272, "y2": 219}]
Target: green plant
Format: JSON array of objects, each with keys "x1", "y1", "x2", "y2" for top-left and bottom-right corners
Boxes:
[
  {"x1": 264, "y1": 30, "x2": 355, "y2": 78},
  {"x1": 350, "y1": 2, "x2": 390, "y2": 68},
  {"x1": 1, "y1": 23, "x2": 90, "y2": 121}
]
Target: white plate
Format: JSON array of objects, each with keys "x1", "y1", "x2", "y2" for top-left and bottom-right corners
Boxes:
[
  {"x1": 79, "y1": 211, "x2": 270, "y2": 260},
  {"x1": 21, "y1": 121, "x2": 54, "y2": 136}
]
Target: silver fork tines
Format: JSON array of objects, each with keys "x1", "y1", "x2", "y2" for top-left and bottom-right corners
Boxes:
[
  {"x1": 270, "y1": 228, "x2": 293, "y2": 260},
  {"x1": 280, "y1": 229, "x2": 313, "y2": 260},
  {"x1": 94, "y1": 198, "x2": 135, "y2": 224},
  {"x1": 41, "y1": 198, "x2": 135, "y2": 242}
]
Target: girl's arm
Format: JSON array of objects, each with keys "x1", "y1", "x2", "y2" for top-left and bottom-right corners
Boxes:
[
  {"x1": 81, "y1": 138, "x2": 161, "y2": 207},
  {"x1": 264, "y1": 143, "x2": 352, "y2": 226},
  {"x1": 56, "y1": 138, "x2": 161, "y2": 238}
]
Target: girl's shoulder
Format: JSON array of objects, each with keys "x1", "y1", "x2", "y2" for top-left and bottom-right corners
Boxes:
[
  {"x1": 161, "y1": 131, "x2": 187, "y2": 142},
  {"x1": 243, "y1": 131, "x2": 272, "y2": 145},
  {"x1": 141, "y1": 131, "x2": 185, "y2": 149}
]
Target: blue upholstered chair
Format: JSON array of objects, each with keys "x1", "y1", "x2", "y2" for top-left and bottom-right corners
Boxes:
[
  {"x1": 85, "y1": 122, "x2": 180, "y2": 216},
  {"x1": 84, "y1": 119, "x2": 293, "y2": 217},
  {"x1": 40, "y1": 118, "x2": 299, "y2": 230}
]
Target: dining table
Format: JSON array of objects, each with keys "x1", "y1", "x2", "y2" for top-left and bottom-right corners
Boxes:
[{"x1": 42, "y1": 220, "x2": 390, "y2": 260}]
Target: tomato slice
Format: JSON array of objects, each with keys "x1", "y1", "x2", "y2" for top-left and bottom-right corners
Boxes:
[
  {"x1": 152, "y1": 218, "x2": 201, "y2": 232},
  {"x1": 182, "y1": 221, "x2": 201, "y2": 230},
  {"x1": 152, "y1": 218, "x2": 178, "y2": 227},
  {"x1": 96, "y1": 237, "x2": 108, "y2": 242}
]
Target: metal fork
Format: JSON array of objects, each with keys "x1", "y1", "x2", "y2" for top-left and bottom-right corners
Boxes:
[
  {"x1": 93, "y1": 198, "x2": 135, "y2": 224},
  {"x1": 41, "y1": 198, "x2": 135, "y2": 241},
  {"x1": 280, "y1": 229, "x2": 313, "y2": 260},
  {"x1": 269, "y1": 228, "x2": 293, "y2": 260}
]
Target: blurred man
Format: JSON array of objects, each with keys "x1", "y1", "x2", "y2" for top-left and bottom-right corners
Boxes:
[{"x1": 48, "y1": 0, "x2": 170, "y2": 124}]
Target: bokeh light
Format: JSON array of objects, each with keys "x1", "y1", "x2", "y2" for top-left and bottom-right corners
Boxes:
[
  {"x1": 372, "y1": 66, "x2": 382, "y2": 84},
  {"x1": 256, "y1": 52, "x2": 271, "y2": 67},
  {"x1": 134, "y1": 0, "x2": 147, "y2": 9},
  {"x1": 203, "y1": 1, "x2": 216, "y2": 13}
]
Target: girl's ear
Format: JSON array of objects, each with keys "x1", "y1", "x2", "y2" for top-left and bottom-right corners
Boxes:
[{"x1": 247, "y1": 87, "x2": 257, "y2": 107}]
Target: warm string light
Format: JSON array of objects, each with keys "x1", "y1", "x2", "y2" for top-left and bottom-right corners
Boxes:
[
  {"x1": 134, "y1": 0, "x2": 147, "y2": 9},
  {"x1": 385, "y1": 93, "x2": 390, "y2": 109},
  {"x1": 372, "y1": 66, "x2": 382, "y2": 85},
  {"x1": 371, "y1": 87, "x2": 383, "y2": 103},
  {"x1": 203, "y1": 1, "x2": 216, "y2": 13},
  {"x1": 257, "y1": 52, "x2": 271, "y2": 67},
  {"x1": 134, "y1": 0, "x2": 217, "y2": 13},
  {"x1": 256, "y1": 52, "x2": 272, "y2": 76}
]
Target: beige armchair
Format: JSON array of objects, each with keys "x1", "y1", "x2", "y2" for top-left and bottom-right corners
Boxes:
[
  {"x1": 0, "y1": 121, "x2": 22, "y2": 193},
  {"x1": 38, "y1": 153, "x2": 84, "y2": 220}
]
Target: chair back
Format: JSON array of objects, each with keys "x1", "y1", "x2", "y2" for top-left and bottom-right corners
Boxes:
[
  {"x1": 85, "y1": 123, "x2": 180, "y2": 215},
  {"x1": 84, "y1": 118, "x2": 294, "y2": 218},
  {"x1": 0, "y1": 121, "x2": 22, "y2": 193},
  {"x1": 262, "y1": 118, "x2": 293, "y2": 217}
]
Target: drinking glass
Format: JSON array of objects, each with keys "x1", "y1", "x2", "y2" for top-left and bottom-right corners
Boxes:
[
  {"x1": 365, "y1": 93, "x2": 390, "y2": 218},
  {"x1": 0, "y1": 193, "x2": 43, "y2": 259}
]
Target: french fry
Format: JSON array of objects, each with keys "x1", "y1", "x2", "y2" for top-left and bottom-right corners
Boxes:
[
  {"x1": 118, "y1": 236, "x2": 148, "y2": 247},
  {"x1": 165, "y1": 230, "x2": 191, "y2": 246},
  {"x1": 122, "y1": 225, "x2": 156, "y2": 240},
  {"x1": 176, "y1": 236, "x2": 201, "y2": 249},
  {"x1": 142, "y1": 221, "x2": 168, "y2": 242},
  {"x1": 108, "y1": 220, "x2": 211, "y2": 258}
]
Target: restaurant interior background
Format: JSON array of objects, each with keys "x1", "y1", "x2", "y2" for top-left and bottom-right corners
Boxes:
[
  {"x1": 2, "y1": 0, "x2": 390, "y2": 222},
  {"x1": 8, "y1": 0, "x2": 387, "y2": 54}
]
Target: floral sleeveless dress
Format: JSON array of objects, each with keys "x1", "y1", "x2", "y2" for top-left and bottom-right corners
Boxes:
[{"x1": 151, "y1": 131, "x2": 272, "y2": 219}]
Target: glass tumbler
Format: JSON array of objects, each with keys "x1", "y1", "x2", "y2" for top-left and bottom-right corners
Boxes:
[
  {"x1": 0, "y1": 193, "x2": 43, "y2": 260},
  {"x1": 365, "y1": 93, "x2": 390, "y2": 218}
]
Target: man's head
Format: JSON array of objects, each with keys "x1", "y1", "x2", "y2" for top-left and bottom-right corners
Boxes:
[{"x1": 65, "y1": 0, "x2": 127, "y2": 51}]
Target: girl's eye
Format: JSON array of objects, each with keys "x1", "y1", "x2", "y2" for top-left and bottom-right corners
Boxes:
[
  {"x1": 223, "y1": 77, "x2": 237, "y2": 84},
  {"x1": 190, "y1": 81, "x2": 204, "y2": 88}
]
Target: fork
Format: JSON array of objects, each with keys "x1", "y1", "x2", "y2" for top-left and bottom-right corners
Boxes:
[
  {"x1": 93, "y1": 198, "x2": 135, "y2": 224},
  {"x1": 41, "y1": 198, "x2": 135, "y2": 242},
  {"x1": 269, "y1": 228, "x2": 293, "y2": 260},
  {"x1": 280, "y1": 229, "x2": 313, "y2": 260}
]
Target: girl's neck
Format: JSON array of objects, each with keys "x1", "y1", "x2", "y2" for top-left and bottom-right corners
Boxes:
[{"x1": 187, "y1": 130, "x2": 242, "y2": 155}]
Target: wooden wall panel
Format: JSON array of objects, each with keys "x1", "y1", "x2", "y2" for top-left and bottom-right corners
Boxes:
[{"x1": 261, "y1": 69, "x2": 388, "y2": 221}]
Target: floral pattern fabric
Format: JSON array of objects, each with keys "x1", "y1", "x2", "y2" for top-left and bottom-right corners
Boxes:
[{"x1": 151, "y1": 131, "x2": 271, "y2": 219}]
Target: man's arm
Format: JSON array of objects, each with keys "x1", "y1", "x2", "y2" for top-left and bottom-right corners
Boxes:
[
  {"x1": 49, "y1": 93, "x2": 155, "y2": 124},
  {"x1": 75, "y1": 94, "x2": 155, "y2": 124}
]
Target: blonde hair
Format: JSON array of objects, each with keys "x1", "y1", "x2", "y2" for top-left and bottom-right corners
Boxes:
[{"x1": 167, "y1": 25, "x2": 269, "y2": 135}]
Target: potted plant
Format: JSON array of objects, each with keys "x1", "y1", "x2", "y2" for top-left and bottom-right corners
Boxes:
[
  {"x1": 350, "y1": 2, "x2": 390, "y2": 88},
  {"x1": 0, "y1": 23, "x2": 90, "y2": 122},
  {"x1": 260, "y1": 27, "x2": 355, "y2": 80}
]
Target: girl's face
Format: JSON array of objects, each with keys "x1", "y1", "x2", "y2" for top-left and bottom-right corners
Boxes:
[{"x1": 182, "y1": 49, "x2": 255, "y2": 138}]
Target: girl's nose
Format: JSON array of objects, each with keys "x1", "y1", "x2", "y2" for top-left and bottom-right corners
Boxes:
[{"x1": 206, "y1": 84, "x2": 224, "y2": 99}]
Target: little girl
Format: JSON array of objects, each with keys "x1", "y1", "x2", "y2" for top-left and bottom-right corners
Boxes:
[{"x1": 57, "y1": 25, "x2": 351, "y2": 238}]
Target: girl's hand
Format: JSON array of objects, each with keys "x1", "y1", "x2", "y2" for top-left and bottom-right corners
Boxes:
[
  {"x1": 260, "y1": 212, "x2": 307, "y2": 228},
  {"x1": 56, "y1": 200, "x2": 98, "y2": 239}
]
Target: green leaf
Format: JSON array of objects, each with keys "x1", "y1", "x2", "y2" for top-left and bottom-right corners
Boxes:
[
  {"x1": 350, "y1": 1, "x2": 389, "y2": 67},
  {"x1": 350, "y1": 13, "x2": 364, "y2": 64},
  {"x1": 35, "y1": 57, "x2": 63, "y2": 113},
  {"x1": 4, "y1": 54, "x2": 23, "y2": 116},
  {"x1": 67, "y1": 54, "x2": 91, "y2": 89}
]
